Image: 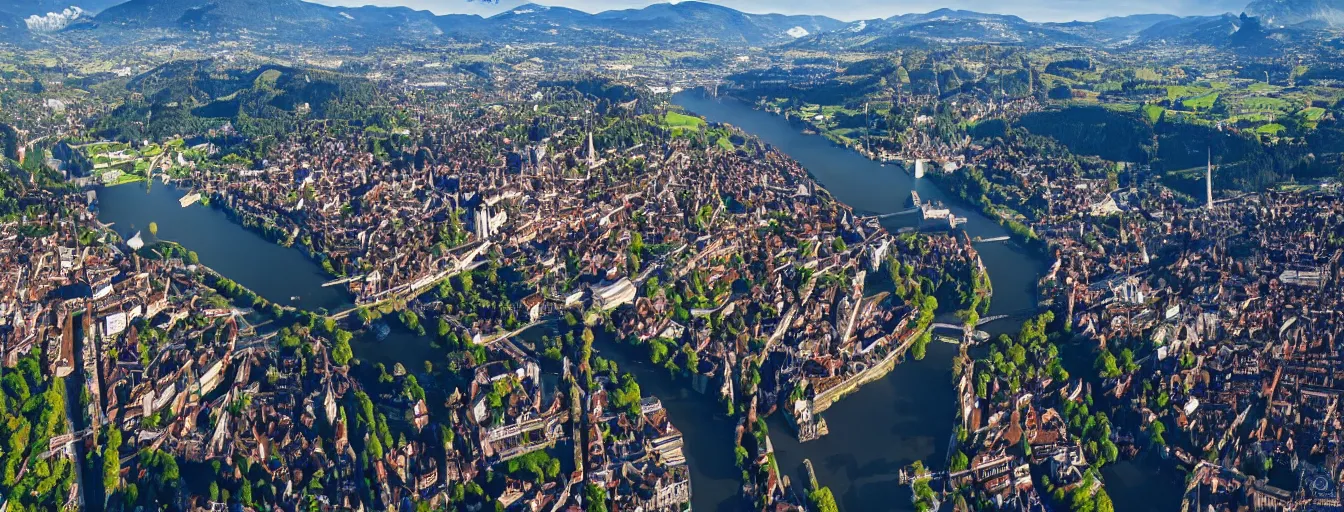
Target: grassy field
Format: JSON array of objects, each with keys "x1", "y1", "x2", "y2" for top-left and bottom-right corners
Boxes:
[
  {"x1": 1247, "y1": 82, "x2": 1281, "y2": 94},
  {"x1": 1181, "y1": 92, "x2": 1219, "y2": 111},
  {"x1": 1132, "y1": 68, "x2": 1162, "y2": 82},
  {"x1": 1095, "y1": 81, "x2": 1124, "y2": 93},
  {"x1": 109, "y1": 173, "x2": 147, "y2": 186},
  {"x1": 715, "y1": 136, "x2": 734, "y2": 152},
  {"x1": 1142, "y1": 104, "x2": 1165, "y2": 124},
  {"x1": 1256, "y1": 123, "x2": 1286, "y2": 136},
  {"x1": 85, "y1": 142, "x2": 131, "y2": 155},
  {"x1": 1228, "y1": 113, "x2": 1273, "y2": 124},
  {"x1": 820, "y1": 105, "x2": 860, "y2": 117},
  {"x1": 1238, "y1": 96, "x2": 1293, "y2": 112},
  {"x1": 1300, "y1": 107, "x2": 1327, "y2": 121},
  {"x1": 662, "y1": 111, "x2": 705, "y2": 129},
  {"x1": 1167, "y1": 85, "x2": 1211, "y2": 101}
]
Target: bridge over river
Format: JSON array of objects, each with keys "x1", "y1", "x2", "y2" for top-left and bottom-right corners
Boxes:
[{"x1": 930, "y1": 314, "x2": 1010, "y2": 343}]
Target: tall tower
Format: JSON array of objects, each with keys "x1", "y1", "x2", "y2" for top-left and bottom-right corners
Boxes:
[
  {"x1": 586, "y1": 132, "x2": 596, "y2": 168},
  {"x1": 1206, "y1": 147, "x2": 1214, "y2": 209}
]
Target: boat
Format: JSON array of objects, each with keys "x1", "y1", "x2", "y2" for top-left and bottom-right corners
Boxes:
[{"x1": 290, "y1": 296, "x2": 301, "y2": 302}]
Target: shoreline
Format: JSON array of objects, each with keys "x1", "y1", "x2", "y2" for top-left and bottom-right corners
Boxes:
[
  {"x1": 724, "y1": 92, "x2": 1055, "y2": 263},
  {"x1": 97, "y1": 94, "x2": 1010, "y2": 511},
  {"x1": 98, "y1": 178, "x2": 349, "y2": 280}
]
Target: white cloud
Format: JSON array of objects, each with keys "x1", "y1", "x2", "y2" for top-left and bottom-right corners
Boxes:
[
  {"x1": 307, "y1": 0, "x2": 1250, "y2": 22},
  {"x1": 26, "y1": 7, "x2": 87, "y2": 32}
]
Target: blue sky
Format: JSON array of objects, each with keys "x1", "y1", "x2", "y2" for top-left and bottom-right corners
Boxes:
[{"x1": 309, "y1": 0, "x2": 1250, "y2": 22}]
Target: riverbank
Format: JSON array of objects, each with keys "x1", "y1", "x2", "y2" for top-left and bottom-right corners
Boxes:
[
  {"x1": 811, "y1": 326, "x2": 929, "y2": 415},
  {"x1": 206, "y1": 190, "x2": 345, "y2": 276},
  {"x1": 95, "y1": 182, "x2": 351, "y2": 311},
  {"x1": 717, "y1": 92, "x2": 1055, "y2": 266},
  {"x1": 106, "y1": 175, "x2": 347, "y2": 279},
  {"x1": 90, "y1": 91, "x2": 1046, "y2": 512},
  {"x1": 671, "y1": 92, "x2": 1042, "y2": 510},
  {"x1": 923, "y1": 171, "x2": 1054, "y2": 262},
  {"x1": 673, "y1": 92, "x2": 1046, "y2": 321}
]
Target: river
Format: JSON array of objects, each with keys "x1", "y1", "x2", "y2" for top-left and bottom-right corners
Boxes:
[
  {"x1": 667, "y1": 92, "x2": 1054, "y2": 510},
  {"x1": 94, "y1": 93, "x2": 1176, "y2": 512},
  {"x1": 671, "y1": 92, "x2": 1044, "y2": 321},
  {"x1": 96, "y1": 181, "x2": 350, "y2": 311},
  {"x1": 671, "y1": 92, "x2": 1190, "y2": 510},
  {"x1": 94, "y1": 172, "x2": 970, "y2": 512},
  {"x1": 583, "y1": 329, "x2": 748, "y2": 512}
]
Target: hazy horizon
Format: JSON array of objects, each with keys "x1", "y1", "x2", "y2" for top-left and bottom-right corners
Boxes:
[{"x1": 307, "y1": 0, "x2": 1250, "y2": 22}]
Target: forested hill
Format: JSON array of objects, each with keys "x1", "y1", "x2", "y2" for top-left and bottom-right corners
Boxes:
[
  {"x1": 1014, "y1": 105, "x2": 1341, "y2": 193},
  {"x1": 96, "y1": 62, "x2": 396, "y2": 143}
]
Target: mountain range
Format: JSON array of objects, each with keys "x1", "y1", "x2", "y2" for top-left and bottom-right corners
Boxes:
[
  {"x1": 1, "y1": 0, "x2": 1341, "y2": 48},
  {"x1": 0, "y1": 0, "x2": 122, "y2": 17},
  {"x1": 0, "y1": 0, "x2": 120, "y2": 37},
  {"x1": 788, "y1": 9, "x2": 1094, "y2": 50},
  {"x1": 784, "y1": 9, "x2": 1271, "y2": 51},
  {"x1": 69, "y1": 0, "x2": 848, "y2": 47},
  {"x1": 1246, "y1": 0, "x2": 1344, "y2": 27},
  {"x1": 92, "y1": 0, "x2": 447, "y2": 42}
]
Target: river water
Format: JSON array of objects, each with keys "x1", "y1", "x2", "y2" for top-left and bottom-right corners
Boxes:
[
  {"x1": 583, "y1": 329, "x2": 748, "y2": 512},
  {"x1": 92, "y1": 93, "x2": 1188, "y2": 512},
  {"x1": 670, "y1": 92, "x2": 1192, "y2": 511},
  {"x1": 671, "y1": 92, "x2": 1044, "y2": 321},
  {"x1": 96, "y1": 182, "x2": 350, "y2": 311},
  {"x1": 668, "y1": 92, "x2": 1050, "y2": 510}
]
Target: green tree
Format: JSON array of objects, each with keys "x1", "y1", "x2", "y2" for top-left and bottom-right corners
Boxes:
[
  {"x1": 809, "y1": 487, "x2": 840, "y2": 512},
  {"x1": 630, "y1": 231, "x2": 644, "y2": 255},
  {"x1": 950, "y1": 450, "x2": 969, "y2": 472},
  {"x1": 331, "y1": 330, "x2": 354, "y2": 366},
  {"x1": 1095, "y1": 491, "x2": 1115, "y2": 512},
  {"x1": 734, "y1": 446, "x2": 750, "y2": 467},
  {"x1": 911, "y1": 331, "x2": 932, "y2": 361},
  {"x1": 584, "y1": 484, "x2": 608, "y2": 512},
  {"x1": 1119, "y1": 348, "x2": 1138, "y2": 373},
  {"x1": 1095, "y1": 351, "x2": 1121, "y2": 379},
  {"x1": 119, "y1": 480, "x2": 139, "y2": 502},
  {"x1": 367, "y1": 434, "x2": 385, "y2": 461},
  {"x1": 103, "y1": 447, "x2": 121, "y2": 491},
  {"x1": 239, "y1": 479, "x2": 254, "y2": 506},
  {"x1": 437, "y1": 318, "x2": 452, "y2": 339},
  {"x1": 1008, "y1": 344, "x2": 1027, "y2": 367},
  {"x1": 648, "y1": 340, "x2": 669, "y2": 364}
]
